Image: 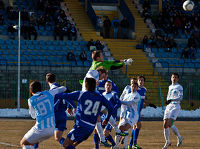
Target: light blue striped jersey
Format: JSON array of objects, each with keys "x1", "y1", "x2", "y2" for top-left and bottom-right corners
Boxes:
[{"x1": 28, "y1": 91, "x2": 55, "y2": 130}]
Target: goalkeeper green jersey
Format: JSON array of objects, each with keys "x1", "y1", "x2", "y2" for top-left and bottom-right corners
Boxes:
[{"x1": 90, "y1": 60, "x2": 124, "y2": 70}]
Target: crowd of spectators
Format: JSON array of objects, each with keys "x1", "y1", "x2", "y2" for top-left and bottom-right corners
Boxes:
[
  {"x1": 87, "y1": 39, "x2": 105, "y2": 51},
  {"x1": 0, "y1": 0, "x2": 78, "y2": 41},
  {"x1": 96, "y1": 15, "x2": 130, "y2": 39}
]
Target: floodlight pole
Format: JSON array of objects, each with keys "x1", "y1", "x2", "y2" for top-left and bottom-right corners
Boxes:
[{"x1": 17, "y1": 11, "x2": 21, "y2": 111}]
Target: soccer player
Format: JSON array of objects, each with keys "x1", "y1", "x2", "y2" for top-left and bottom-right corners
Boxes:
[
  {"x1": 97, "y1": 69, "x2": 119, "y2": 94},
  {"x1": 20, "y1": 81, "x2": 66, "y2": 149},
  {"x1": 90, "y1": 50, "x2": 133, "y2": 70},
  {"x1": 120, "y1": 78, "x2": 137, "y2": 101},
  {"x1": 54, "y1": 77, "x2": 114, "y2": 149},
  {"x1": 45, "y1": 73, "x2": 76, "y2": 147},
  {"x1": 162, "y1": 73, "x2": 183, "y2": 149},
  {"x1": 128, "y1": 76, "x2": 147, "y2": 149},
  {"x1": 102, "y1": 81, "x2": 121, "y2": 147},
  {"x1": 114, "y1": 82, "x2": 140, "y2": 149}
]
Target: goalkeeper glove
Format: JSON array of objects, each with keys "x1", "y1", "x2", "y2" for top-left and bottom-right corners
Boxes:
[{"x1": 124, "y1": 58, "x2": 133, "y2": 65}]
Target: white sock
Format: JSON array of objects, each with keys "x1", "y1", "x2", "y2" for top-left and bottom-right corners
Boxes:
[
  {"x1": 96, "y1": 122, "x2": 105, "y2": 142},
  {"x1": 108, "y1": 116, "x2": 121, "y2": 133},
  {"x1": 123, "y1": 131, "x2": 129, "y2": 148},
  {"x1": 23, "y1": 145, "x2": 34, "y2": 149},
  {"x1": 171, "y1": 125, "x2": 181, "y2": 138},
  {"x1": 164, "y1": 128, "x2": 170, "y2": 142},
  {"x1": 115, "y1": 135, "x2": 121, "y2": 147}
]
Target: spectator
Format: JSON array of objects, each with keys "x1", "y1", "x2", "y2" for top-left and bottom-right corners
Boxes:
[
  {"x1": 142, "y1": 35, "x2": 149, "y2": 49},
  {"x1": 7, "y1": 24, "x2": 16, "y2": 39},
  {"x1": 120, "y1": 17, "x2": 129, "y2": 39},
  {"x1": 29, "y1": 13, "x2": 37, "y2": 25},
  {"x1": 112, "y1": 17, "x2": 120, "y2": 39},
  {"x1": 70, "y1": 24, "x2": 77, "y2": 41},
  {"x1": 44, "y1": 14, "x2": 52, "y2": 26},
  {"x1": 28, "y1": 24, "x2": 38, "y2": 40},
  {"x1": 54, "y1": 24, "x2": 62, "y2": 40},
  {"x1": 168, "y1": 37, "x2": 177, "y2": 49},
  {"x1": 87, "y1": 39, "x2": 95, "y2": 51},
  {"x1": 61, "y1": 23, "x2": 71, "y2": 40},
  {"x1": 79, "y1": 50, "x2": 87, "y2": 65},
  {"x1": 37, "y1": 15, "x2": 46, "y2": 30},
  {"x1": 103, "y1": 16, "x2": 111, "y2": 38},
  {"x1": 21, "y1": 8, "x2": 29, "y2": 23},
  {"x1": 187, "y1": 35, "x2": 196, "y2": 49},
  {"x1": 0, "y1": 12, "x2": 4, "y2": 25},
  {"x1": 189, "y1": 46, "x2": 196, "y2": 59},
  {"x1": 96, "y1": 15, "x2": 103, "y2": 36},
  {"x1": 181, "y1": 47, "x2": 189, "y2": 59},
  {"x1": 66, "y1": 50, "x2": 77, "y2": 65},
  {"x1": 142, "y1": 7, "x2": 151, "y2": 22},
  {"x1": 95, "y1": 40, "x2": 104, "y2": 51},
  {"x1": 21, "y1": 23, "x2": 29, "y2": 40}
]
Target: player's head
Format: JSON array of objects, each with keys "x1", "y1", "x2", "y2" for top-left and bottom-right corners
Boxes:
[
  {"x1": 85, "y1": 78, "x2": 96, "y2": 91},
  {"x1": 105, "y1": 80, "x2": 112, "y2": 93},
  {"x1": 171, "y1": 73, "x2": 179, "y2": 84},
  {"x1": 131, "y1": 82, "x2": 138, "y2": 92},
  {"x1": 130, "y1": 77, "x2": 137, "y2": 85},
  {"x1": 96, "y1": 67, "x2": 107, "y2": 80},
  {"x1": 137, "y1": 75, "x2": 145, "y2": 87},
  {"x1": 30, "y1": 81, "x2": 42, "y2": 94},
  {"x1": 92, "y1": 50, "x2": 104, "y2": 62},
  {"x1": 46, "y1": 73, "x2": 56, "y2": 83}
]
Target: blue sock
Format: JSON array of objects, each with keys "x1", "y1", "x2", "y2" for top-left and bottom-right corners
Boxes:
[
  {"x1": 34, "y1": 143, "x2": 39, "y2": 149},
  {"x1": 133, "y1": 128, "x2": 140, "y2": 146},
  {"x1": 93, "y1": 133, "x2": 99, "y2": 149},
  {"x1": 66, "y1": 145, "x2": 75, "y2": 149},
  {"x1": 59, "y1": 137, "x2": 65, "y2": 146},
  {"x1": 106, "y1": 134, "x2": 115, "y2": 146},
  {"x1": 129, "y1": 129, "x2": 134, "y2": 147}
]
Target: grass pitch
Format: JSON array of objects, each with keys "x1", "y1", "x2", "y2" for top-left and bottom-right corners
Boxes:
[{"x1": 0, "y1": 119, "x2": 199, "y2": 149}]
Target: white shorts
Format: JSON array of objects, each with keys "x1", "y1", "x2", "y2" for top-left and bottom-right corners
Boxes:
[
  {"x1": 24, "y1": 125, "x2": 55, "y2": 144},
  {"x1": 118, "y1": 115, "x2": 138, "y2": 127},
  {"x1": 163, "y1": 103, "x2": 181, "y2": 120}
]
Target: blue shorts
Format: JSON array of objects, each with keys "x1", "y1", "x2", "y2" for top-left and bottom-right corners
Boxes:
[
  {"x1": 55, "y1": 112, "x2": 67, "y2": 131},
  {"x1": 101, "y1": 114, "x2": 114, "y2": 132},
  {"x1": 67, "y1": 125, "x2": 94, "y2": 144}
]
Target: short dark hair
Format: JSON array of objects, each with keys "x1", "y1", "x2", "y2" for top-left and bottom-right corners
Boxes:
[
  {"x1": 46, "y1": 73, "x2": 56, "y2": 83},
  {"x1": 137, "y1": 75, "x2": 146, "y2": 82},
  {"x1": 172, "y1": 73, "x2": 179, "y2": 78},
  {"x1": 92, "y1": 50, "x2": 102, "y2": 61},
  {"x1": 96, "y1": 66, "x2": 107, "y2": 74},
  {"x1": 30, "y1": 81, "x2": 41, "y2": 93},
  {"x1": 85, "y1": 78, "x2": 96, "y2": 91}
]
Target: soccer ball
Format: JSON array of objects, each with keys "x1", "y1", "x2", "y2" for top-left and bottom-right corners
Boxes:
[{"x1": 183, "y1": 0, "x2": 194, "y2": 11}]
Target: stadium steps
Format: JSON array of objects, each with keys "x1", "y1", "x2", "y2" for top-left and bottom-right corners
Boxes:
[
  {"x1": 124, "y1": 0, "x2": 151, "y2": 40},
  {"x1": 64, "y1": 0, "x2": 103, "y2": 41}
]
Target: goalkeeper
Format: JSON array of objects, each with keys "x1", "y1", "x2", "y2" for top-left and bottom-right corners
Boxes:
[{"x1": 90, "y1": 50, "x2": 133, "y2": 70}]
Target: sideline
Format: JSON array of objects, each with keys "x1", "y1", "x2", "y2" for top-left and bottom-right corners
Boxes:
[{"x1": 0, "y1": 141, "x2": 21, "y2": 148}]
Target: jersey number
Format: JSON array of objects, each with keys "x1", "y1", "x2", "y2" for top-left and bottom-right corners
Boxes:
[
  {"x1": 37, "y1": 99, "x2": 53, "y2": 116},
  {"x1": 84, "y1": 100, "x2": 100, "y2": 116}
]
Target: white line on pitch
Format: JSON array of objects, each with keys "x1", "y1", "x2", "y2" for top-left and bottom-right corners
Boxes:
[{"x1": 0, "y1": 141, "x2": 20, "y2": 148}]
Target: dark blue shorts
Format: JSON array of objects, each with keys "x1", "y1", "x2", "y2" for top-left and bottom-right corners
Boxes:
[
  {"x1": 55, "y1": 112, "x2": 67, "y2": 131},
  {"x1": 67, "y1": 125, "x2": 94, "y2": 143}
]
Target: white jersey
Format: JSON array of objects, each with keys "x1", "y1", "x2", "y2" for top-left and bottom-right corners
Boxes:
[
  {"x1": 120, "y1": 91, "x2": 140, "y2": 122},
  {"x1": 164, "y1": 83, "x2": 183, "y2": 120},
  {"x1": 167, "y1": 83, "x2": 183, "y2": 104},
  {"x1": 120, "y1": 85, "x2": 131, "y2": 100}
]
